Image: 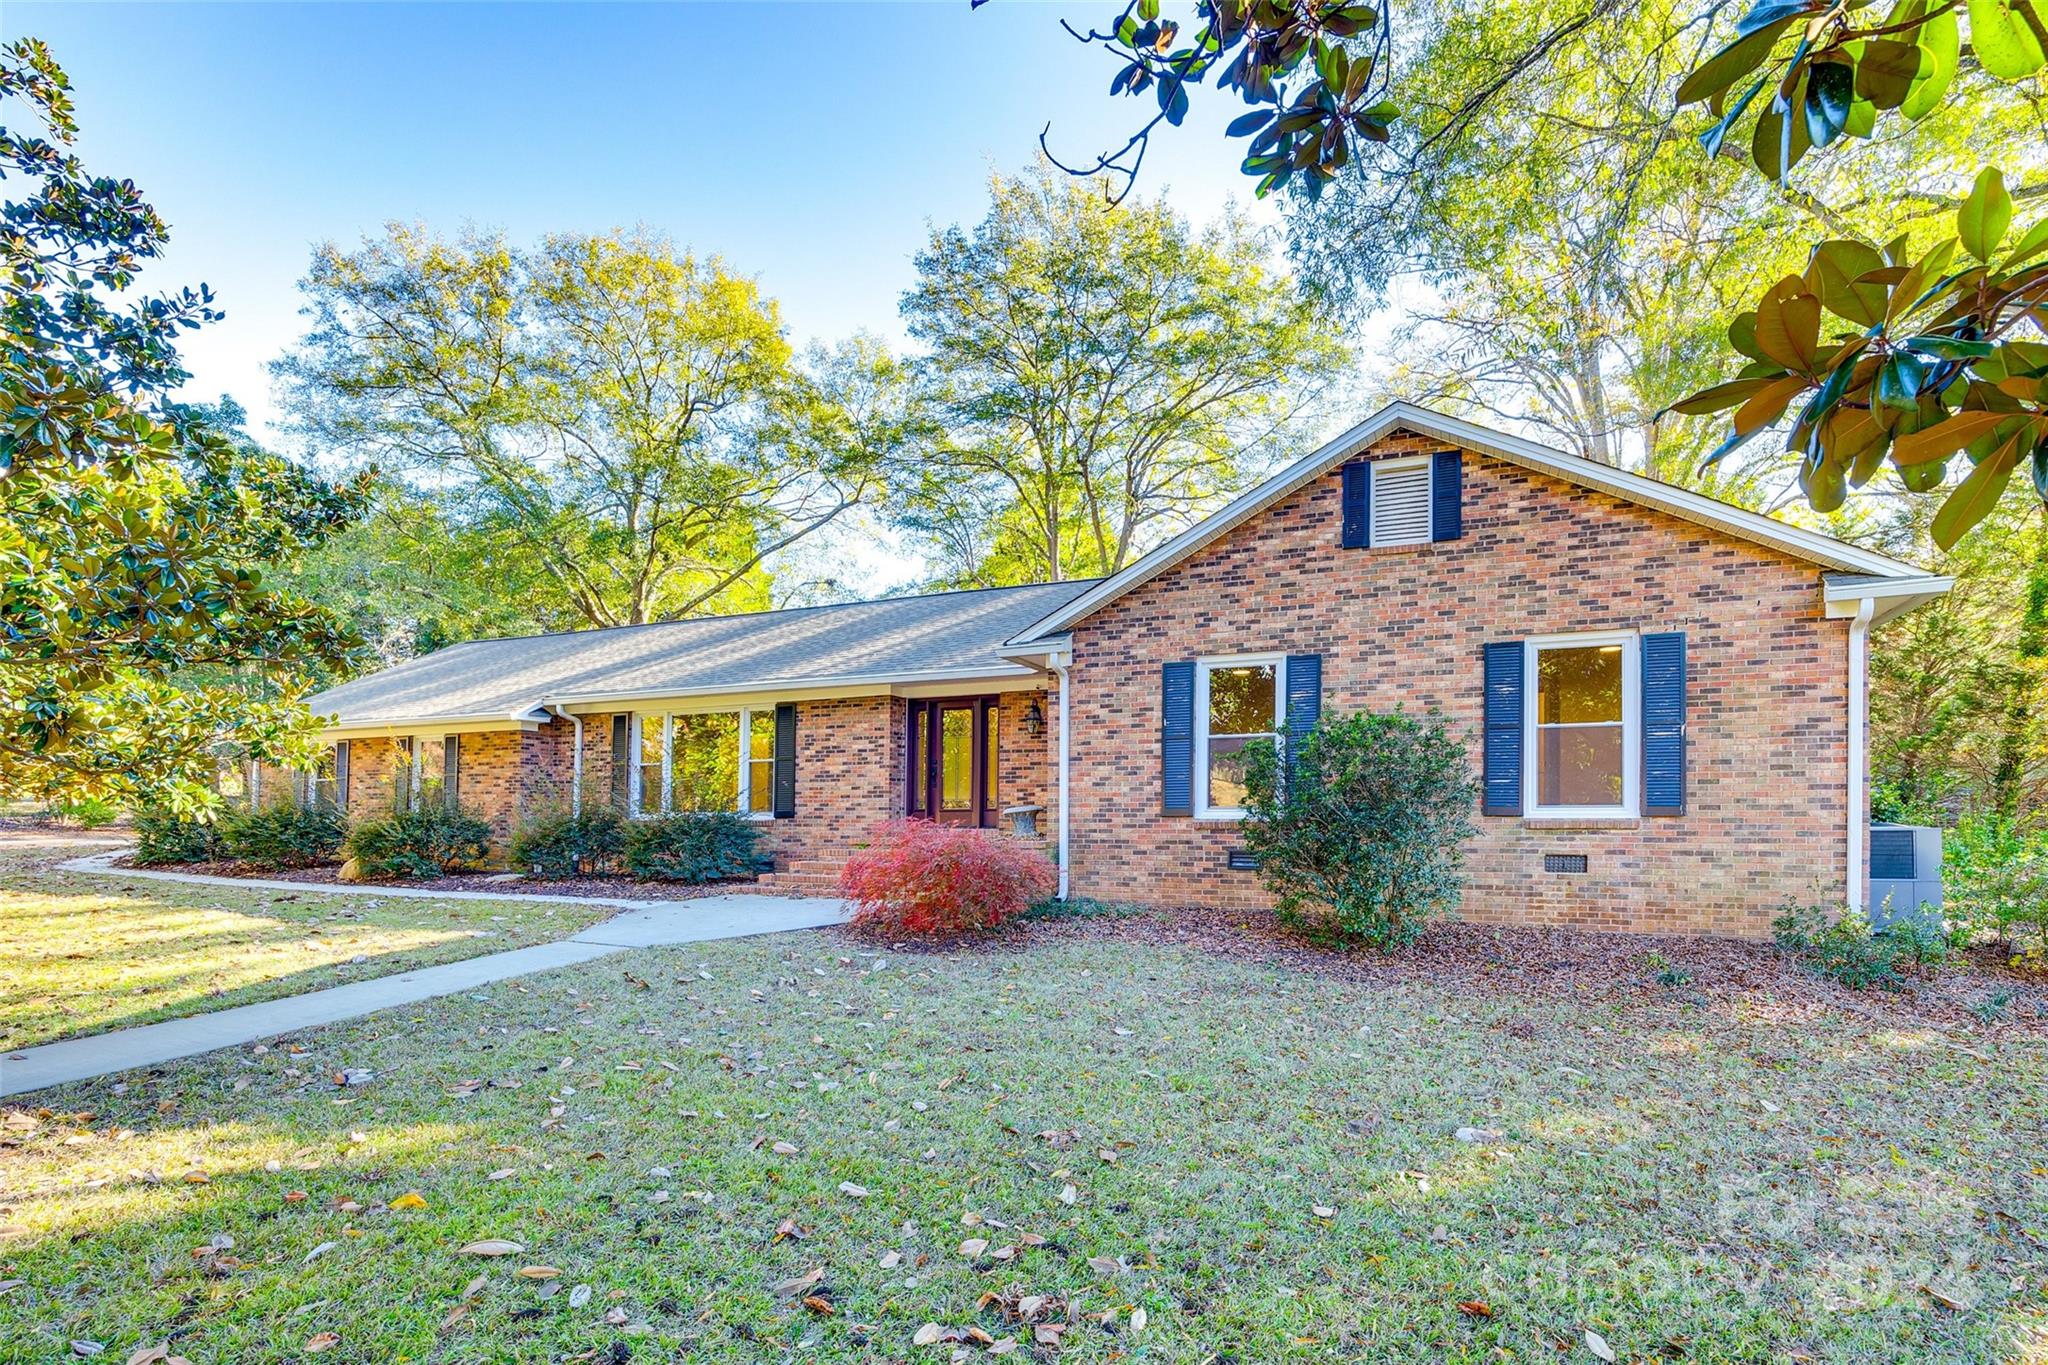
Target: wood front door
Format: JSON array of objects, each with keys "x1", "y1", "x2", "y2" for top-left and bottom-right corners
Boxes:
[{"x1": 907, "y1": 697, "x2": 999, "y2": 827}]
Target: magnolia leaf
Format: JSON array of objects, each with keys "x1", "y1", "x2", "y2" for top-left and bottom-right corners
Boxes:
[
  {"x1": 1734, "y1": 375, "x2": 1811, "y2": 434},
  {"x1": 1701, "y1": 75, "x2": 1769, "y2": 157},
  {"x1": 1668, "y1": 376, "x2": 1783, "y2": 415},
  {"x1": 1959, "y1": 168, "x2": 2014, "y2": 263},
  {"x1": 1808, "y1": 239, "x2": 1888, "y2": 324},
  {"x1": 1902, "y1": 334, "x2": 1995, "y2": 361},
  {"x1": 1803, "y1": 60, "x2": 1854, "y2": 146},
  {"x1": 1877, "y1": 353, "x2": 1930, "y2": 410},
  {"x1": 1854, "y1": 37, "x2": 1924, "y2": 108},
  {"x1": 1900, "y1": 2, "x2": 1959, "y2": 118},
  {"x1": 1893, "y1": 410, "x2": 2012, "y2": 464},
  {"x1": 2005, "y1": 219, "x2": 2048, "y2": 270},
  {"x1": 1887, "y1": 238, "x2": 1960, "y2": 324},
  {"x1": 1933, "y1": 427, "x2": 2026, "y2": 549},
  {"x1": 1754, "y1": 282, "x2": 1822, "y2": 371},
  {"x1": 1966, "y1": 0, "x2": 2047, "y2": 79},
  {"x1": 1800, "y1": 446, "x2": 1849, "y2": 511},
  {"x1": 1678, "y1": 20, "x2": 1794, "y2": 105}
]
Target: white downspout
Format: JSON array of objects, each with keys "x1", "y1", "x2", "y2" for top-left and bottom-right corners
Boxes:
[
  {"x1": 1052, "y1": 653, "x2": 1072, "y2": 902},
  {"x1": 547, "y1": 705, "x2": 584, "y2": 816},
  {"x1": 1847, "y1": 598, "x2": 1873, "y2": 914}
]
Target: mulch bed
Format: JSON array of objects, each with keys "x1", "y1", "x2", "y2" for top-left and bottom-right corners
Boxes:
[
  {"x1": 107, "y1": 856, "x2": 786, "y2": 901},
  {"x1": 845, "y1": 904, "x2": 2048, "y2": 1034}
]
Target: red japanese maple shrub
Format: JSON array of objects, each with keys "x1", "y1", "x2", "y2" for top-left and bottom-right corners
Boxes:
[{"x1": 838, "y1": 819, "x2": 1057, "y2": 937}]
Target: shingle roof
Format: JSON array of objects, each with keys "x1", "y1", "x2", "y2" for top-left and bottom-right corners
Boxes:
[{"x1": 307, "y1": 579, "x2": 1099, "y2": 729}]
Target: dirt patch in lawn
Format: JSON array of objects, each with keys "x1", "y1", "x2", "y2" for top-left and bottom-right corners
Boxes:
[
  {"x1": 111, "y1": 855, "x2": 791, "y2": 901},
  {"x1": 854, "y1": 904, "x2": 2048, "y2": 1034}
]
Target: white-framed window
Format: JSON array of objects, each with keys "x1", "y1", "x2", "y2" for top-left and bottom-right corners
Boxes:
[
  {"x1": 1524, "y1": 631, "x2": 1638, "y2": 817},
  {"x1": 1194, "y1": 654, "x2": 1287, "y2": 820},
  {"x1": 631, "y1": 708, "x2": 776, "y2": 818},
  {"x1": 1369, "y1": 456, "x2": 1433, "y2": 547}
]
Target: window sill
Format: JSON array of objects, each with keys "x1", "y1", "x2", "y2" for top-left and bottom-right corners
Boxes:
[
  {"x1": 1194, "y1": 811, "x2": 1248, "y2": 822},
  {"x1": 1520, "y1": 816, "x2": 1641, "y2": 831}
]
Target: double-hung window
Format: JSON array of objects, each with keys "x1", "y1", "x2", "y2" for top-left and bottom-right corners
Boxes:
[
  {"x1": 1194, "y1": 654, "x2": 1286, "y2": 819},
  {"x1": 632, "y1": 708, "x2": 775, "y2": 818},
  {"x1": 1524, "y1": 632, "x2": 1638, "y2": 817}
]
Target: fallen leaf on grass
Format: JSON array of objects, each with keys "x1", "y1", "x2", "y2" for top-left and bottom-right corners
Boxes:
[
  {"x1": 959, "y1": 1238, "x2": 990, "y2": 1258},
  {"x1": 305, "y1": 1241, "x2": 338, "y2": 1264},
  {"x1": 389, "y1": 1192, "x2": 428, "y2": 1211},
  {"x1": 305, "y1": 1333, "x2": 341, "y2": 1353},
  {"x1": 1311, "y1": 1204, "x2": 1337, "y2": 1219},
  {"x1": 772, "y1": 1266, "x2": 826, "y2": 1298},
  {"x1": 801, "y1": 1294, "x2": 835, "y2": 1316},
  {"x1": 1585, "y1": 1329, "x2": 1616, "y2": 1362},
  {"x1": 70, "y1": 1344, "x2": 104, "y2": 1358},
  {"x1": 1921, "y1": 1285, "x2": 1969, "y2": 1311},
  {"x1": 1057, "y1": 1184, "x2": 1077, "y2": 1205},
  {"x1": 1086, "y1": 1255, "x2": 1123, "y2": 1277},
  {"x1": 460, "y1": 1240, "x2": 524, "y2": 1256},
  {"x1": 839, "y1": 1181, "x2": 868, "y2": 1198},
  {"x1": 516, "y1": 1265, "x2": 560, "y2": 1280},
  {"x1": 461, "y1": 1273, "x2": 489, "y2": 1299},
  {"x1": 568, "y1": 1283, "x2": 592, "y2": 1308},
  {"x1": 1131, "y1": 1306, "x2": 1148, "y2": 1332},
  {"x1": 1457, "y1": 1300, "x2": 1492, "y2": 1318},
  {"x1": 879, "y1": 1251, "x2": 902, "y2": 1269}
]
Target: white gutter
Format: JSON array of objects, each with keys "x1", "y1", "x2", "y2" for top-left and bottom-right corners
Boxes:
[
  {"x1": 1052, "y1": 650, "x2": 1072, "y2": 901},
  {"x1": 1847, "y1": 598, "x2": 1873, "y2": 914},
  {"x1": 546, "y1": 705, "x2": 584, "y2": 816},
  {"x1": 540, "y1": 663, "x2": 1040, "y2": 709}
]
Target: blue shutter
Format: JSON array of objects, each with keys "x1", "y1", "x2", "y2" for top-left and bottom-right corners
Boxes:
[
  {"x1": 1432, "y1": 450, "x2": 1463, "y2": 541},
  {"x1": 1482, "y1": 642, "x2": 1523, "y2": 815},
  {"x1": 1162, "y1": 661, "x2": 1195, "y2": 816},
  {"x1": 1642, "y1": 632, "x2": 1687, "y2": 817},
  {"x1": 1340, "y1": 462, "x2": 1370, "y2": 548},
  {"x1": 772, "y1": 702, "x2": 797, "y2": 819},
  {"x1": 1285, "y1": 654, "x2": 1322, "y2": 784}
]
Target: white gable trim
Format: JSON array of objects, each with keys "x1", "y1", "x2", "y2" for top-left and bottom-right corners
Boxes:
[{"x1": 1003, "y1": 402, "x2": 1935, "y2": 647}]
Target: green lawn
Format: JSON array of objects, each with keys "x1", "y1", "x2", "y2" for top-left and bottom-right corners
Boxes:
[
  {"x1": 3, "y1": 914, "x2": 2044, "y2": 1363},
  {"x1": 0, "y1": 839, "x2": 612, "y2": 1051}
]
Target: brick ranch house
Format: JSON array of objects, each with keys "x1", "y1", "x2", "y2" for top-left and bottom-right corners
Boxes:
[{"x1": 291, "y1": 404, "x2": 1949, "y2": 937}]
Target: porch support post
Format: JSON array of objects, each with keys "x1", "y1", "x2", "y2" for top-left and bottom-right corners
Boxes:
[
  {"x1": 1847, "y1": 598, "x2": 1872, "y2": 914},
  {"x1": 1052, "y1": 651, "x2": 1072, "y2": 902}
]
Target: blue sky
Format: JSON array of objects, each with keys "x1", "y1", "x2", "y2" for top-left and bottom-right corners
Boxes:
[{"x1": 13, "y1": 1, "x2": 1284, "y2": 438}]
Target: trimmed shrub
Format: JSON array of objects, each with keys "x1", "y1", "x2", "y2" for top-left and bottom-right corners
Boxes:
[
  {"x1": 54, "y1": 795, "x2": 119, "y2": 828},
  {"x1": 345, "y1": 803, "x2": 494, "y2": 879},
  {"x1": 133, "y1": 809, "x2": 225, "y2": 865},
  {"x1": 622, "y1": 811, "x2": 763, "y2": 883},
  {"x1": 1241, "y1": 708, "x2": 1477, "y2": 950},
  {"x1": 1772, "y1": 901, "x2": 1947, "y2": 990},
  {"x1": 220, "y1": 804, "x2": 347, "y2": 870},
  {"x1": 838, "y1": 819, "x2": 1057, "y2": 937},
  {"x1": 509, "y1": 808, "x2": 627, "y2": 878}
]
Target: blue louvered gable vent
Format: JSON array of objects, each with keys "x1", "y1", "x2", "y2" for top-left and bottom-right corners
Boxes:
[
  {"x1": 1482, "y1": 641, "x2": 1524, "y2": 815},
  {"x1": 1869, "y1": 827, "x2": 1916, "y2": 880},
  {"x1": 1641, "y1": 632, "x2": 1687, "y2": 817},
  {"x1": 1161, "y1": 661, "x2": 1195, "y2": 816}
]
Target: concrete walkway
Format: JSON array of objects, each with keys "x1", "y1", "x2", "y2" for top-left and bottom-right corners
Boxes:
[{"x1": 2, "y1": 850, "x2": 847, "y2": 1098}]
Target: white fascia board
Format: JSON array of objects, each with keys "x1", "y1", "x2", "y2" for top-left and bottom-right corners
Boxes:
[
  {"x1": 1822, "y1": 572, "x2": 1954, "y2": 626},
  {"x1": 542, "y1": 664, "x2": 1041, "y2": 713},
  {"x1": 1006, "y1": 401, "x2": 1933, "y2": 645},
  {"x1": 314, "y1": 710, "x2": 548, "y2": 740}
]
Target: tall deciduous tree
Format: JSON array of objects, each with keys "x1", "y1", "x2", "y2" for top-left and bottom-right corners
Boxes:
[
  {"x1": 0, "y1": 40, "x2": 365, "y2": 813},
  {"x1": 897, "y1": 167, "x2": 1348, "y2": 585},
  {"x1": 277, "y1": 226, "x2": 897, "y2": 629}
]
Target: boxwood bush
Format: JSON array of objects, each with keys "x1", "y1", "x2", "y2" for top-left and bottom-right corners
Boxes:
[
  {"x1": 1241, "y1": 708, "x2": 1477, "y2": 950},
  {"x1": 509, "y1": 807, "x2": 626, "y2": 878},
  {"x1": 133, "y1": 809, "x2": 226, "y2": 865},
  {"x1": 622, "y1": 812, "x2": 763, "y2": 883},
  {"x1": 345, "y1": 803, "x2": 494, "y2": 880}
]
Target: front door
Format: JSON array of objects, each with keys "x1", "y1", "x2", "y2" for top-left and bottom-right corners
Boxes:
[{"x1": 907, "y1": 698, "x2": 999, "y2": 827}]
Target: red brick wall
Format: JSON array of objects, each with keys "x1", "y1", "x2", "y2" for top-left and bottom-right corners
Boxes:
[{"x1": 1060, "y1": 428, "x2": 1855, "y2": 938}]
